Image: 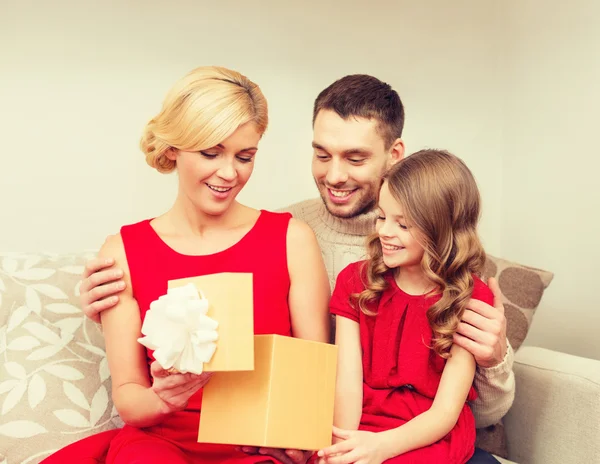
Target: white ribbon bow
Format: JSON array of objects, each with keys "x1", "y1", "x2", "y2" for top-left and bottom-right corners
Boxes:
[{"x1": 138, "y1": 283, "x2": 219, "y2": 374}]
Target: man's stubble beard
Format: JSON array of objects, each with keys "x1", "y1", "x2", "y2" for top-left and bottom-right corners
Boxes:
[{"x1": 317, "y1": 183, "x2": 378, "y2": 219}]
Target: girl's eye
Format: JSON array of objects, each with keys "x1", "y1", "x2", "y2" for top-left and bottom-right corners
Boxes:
[
  {"x1": 377, "y1": 216, "x2": 385, "y2": 221},
  {"x1": 399, "y1": 223, "x2": 408, "y2": 230},
  {"x1": 237, "y1": 156, "x2": 254, "y2": 163},
  {"x1": 200, "y1": 151, "x2": 218, "y2": 159}
]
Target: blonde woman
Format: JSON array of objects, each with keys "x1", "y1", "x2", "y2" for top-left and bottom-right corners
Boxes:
[
  {"x1": 317, "y1": 150, "x2": 493, "y2": 464},
  {"x1": 42, "y1": 67, "x2": 330, "y2": 464}
]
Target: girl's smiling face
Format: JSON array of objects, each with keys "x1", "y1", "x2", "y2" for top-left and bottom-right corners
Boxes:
[{"x1": 376, "y1": 181, "x2": 425, "y2": 271}]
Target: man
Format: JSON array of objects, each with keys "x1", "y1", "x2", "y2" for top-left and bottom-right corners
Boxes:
[{"x1": 81, "y1": 75, "x2": 514, "y2": 464}]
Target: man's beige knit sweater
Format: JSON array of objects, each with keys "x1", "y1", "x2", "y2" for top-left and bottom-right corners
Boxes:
[{"x1": 282, "y1": 198, "x2": 515, "y2": 429}]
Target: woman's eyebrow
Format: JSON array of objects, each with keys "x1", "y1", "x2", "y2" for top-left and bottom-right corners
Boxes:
[{"x1": 214, "y1": 144, "x2": 258, "y2": 152}]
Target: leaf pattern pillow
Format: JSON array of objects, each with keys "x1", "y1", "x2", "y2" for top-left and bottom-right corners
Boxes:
[{"x1": 0, "y1": 252, "x2": 122, "y2": 464}]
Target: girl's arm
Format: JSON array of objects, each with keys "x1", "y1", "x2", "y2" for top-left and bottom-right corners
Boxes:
[
  {"x1": 333, "y1": 315, "x2": 363, "y2": 432},
  {"x1": 286, "y1": 218, "x2": 330, "y2": 342},
  {"x1": 378, "y1": 344, "x2": 476, "y2": 459},
  {"x1": 99, "y1": 234, "x2": 208, "y2": 427}
]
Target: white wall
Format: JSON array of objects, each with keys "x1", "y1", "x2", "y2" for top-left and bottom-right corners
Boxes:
[
  {"x1": 3, "y1": 1, "x2": 595, "y2": 358},
  {"x1": 0, "y1": 0, "x2": 503, "y2": 255},
  {"x1": 501, "y1": 0, "x2": 600, "y2": 359}
]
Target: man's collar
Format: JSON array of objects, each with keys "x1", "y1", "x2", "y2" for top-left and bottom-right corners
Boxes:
[{"x1": 317, "y1": 201, "x2": 378, "y2": 236}]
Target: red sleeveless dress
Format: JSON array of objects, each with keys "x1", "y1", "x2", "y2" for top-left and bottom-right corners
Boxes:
[
  {"x1": 42, "y1": 210, "x2": 293, "y2": 464},
  {"x1": 330, "y1": 261, "x2": 493, "y2": 464}
]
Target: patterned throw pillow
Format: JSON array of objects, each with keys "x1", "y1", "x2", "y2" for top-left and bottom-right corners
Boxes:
[
  {"x1": 482, "y1": 255, "x2": 554, "y2": 350},
  {"x1": 0, "y1": 252, "x2": 121, "y2": 464},
  {"x1": 476, "y1": 254, "x2": 554, "y2": 458}
]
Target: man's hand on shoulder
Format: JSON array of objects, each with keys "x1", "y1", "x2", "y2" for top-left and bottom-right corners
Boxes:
[
  {"x1": 80, "y1": 235, "x2": 127, "y2": 323},
  {"x1": 454, "y1": 277, "x2": 508, "y2": 368}
]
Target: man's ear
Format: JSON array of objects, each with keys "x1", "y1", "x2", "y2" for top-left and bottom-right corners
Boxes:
[
  {"x1": 388, "y1": 138, "x2": 405, "y2": 167},
  {"x1": 165, "y1": 147, "x2": 178, "y2": 161}
]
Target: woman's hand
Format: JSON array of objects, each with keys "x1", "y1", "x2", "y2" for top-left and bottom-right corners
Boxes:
[
  {"x1": 316, "y1": 427, "x2": 387, "y2": 464},
  {"x1": 149, "y1": 361, "x2": 213, "y2": 413}
]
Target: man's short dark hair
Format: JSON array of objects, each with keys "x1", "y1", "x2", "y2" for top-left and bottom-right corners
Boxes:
[{"x1": 313, "y1": 74, "x2": 405, "y2": 149}]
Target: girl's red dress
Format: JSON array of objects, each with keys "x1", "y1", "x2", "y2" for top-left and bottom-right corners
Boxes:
[
  {"x1": 42, "y1": 211, "x2": 293, "y2": 463},
  {"x1": 329, "y1": 261, "x2": 493, "y2": 464}
]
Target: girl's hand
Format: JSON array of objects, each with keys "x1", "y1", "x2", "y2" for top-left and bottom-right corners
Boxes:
[
  {"x1": 316, "y1": 427, "x2": 387, "y2": 464},
  {"x1": 150, "y1": 361, "x2": 213, "y2": 413}
]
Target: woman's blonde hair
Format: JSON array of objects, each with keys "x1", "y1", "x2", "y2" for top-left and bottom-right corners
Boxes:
[
  {"x1": 140, "y1": 66, "x2": 268, "y2": 173},
  {"x1": 355, "y1": 149, "x2": 486, "y2": 358}
]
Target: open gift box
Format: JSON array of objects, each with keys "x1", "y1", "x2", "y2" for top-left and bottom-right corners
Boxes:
[
  {"x1": 168, "y1": 273, "x2": 255, "y2": 372},
  {"x1": 168, "y1": 273, "x2": 338, "y2": 451}
]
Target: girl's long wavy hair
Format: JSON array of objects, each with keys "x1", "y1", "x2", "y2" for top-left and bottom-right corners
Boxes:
[{"x1": 355, "y1": 149, "x2": 486, "y2": 358}]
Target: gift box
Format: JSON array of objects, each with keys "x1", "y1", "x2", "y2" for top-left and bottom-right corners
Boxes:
[
  {"x1": 168, "y1": 273, "x2": 254, "y2": 372},
  {"x1": 198, "y1": 334, "x2": 338, "y2": 451}
]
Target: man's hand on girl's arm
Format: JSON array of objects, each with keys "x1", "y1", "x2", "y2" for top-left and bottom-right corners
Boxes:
[{"x1": 455, "y1": 277, "x2": 508, "y2": 368}]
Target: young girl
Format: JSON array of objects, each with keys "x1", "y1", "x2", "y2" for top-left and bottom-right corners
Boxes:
[{"x1": 317, "y1": 149, "x2": 494, "y2": 464}]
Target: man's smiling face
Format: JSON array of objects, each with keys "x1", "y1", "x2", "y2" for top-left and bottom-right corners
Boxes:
[{"x1": 312, "y1": 109, "x2": 393, "y2": 218}]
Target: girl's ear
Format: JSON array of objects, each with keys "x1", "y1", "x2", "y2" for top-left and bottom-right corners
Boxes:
[
  {"x1": 165, "y1": 147, "x2": 178, "y2": 161},
  {"x1": 388, "y1": 139, "x2": 405, "y2": 167}
]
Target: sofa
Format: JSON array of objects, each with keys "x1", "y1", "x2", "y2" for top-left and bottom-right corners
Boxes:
[{"x1": 1, "y1": 250, "x2": 599, "y2": 464}]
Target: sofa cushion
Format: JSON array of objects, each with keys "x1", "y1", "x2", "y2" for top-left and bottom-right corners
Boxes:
[
  {"x1": 476, "y1": 254, "x2": 554, "y2": 458},
  {"x1": 505, "y1": 347, "x2": 600, "y2": 464},
  {"x1": 482, "y1": 255, "x2": 554, "y2": 351},
  {"x1": 0, "y1": 252, "x2": 121, "y2": 464}
]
